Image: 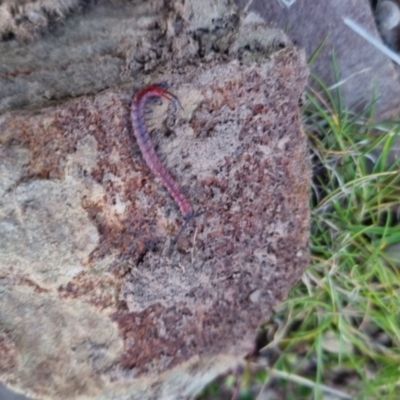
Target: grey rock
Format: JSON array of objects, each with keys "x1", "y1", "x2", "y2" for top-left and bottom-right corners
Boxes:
[
  {"x1": 236, "y1": 0, "x2": 400, "y2": 120},
  {"x1": 0, "y1": 1, "x2": 311, "y2": 398},
  {"x1": 376, "y1": 1, "x2": 400, "y2": 30}
]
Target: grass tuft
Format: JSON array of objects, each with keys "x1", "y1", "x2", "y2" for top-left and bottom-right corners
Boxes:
[{"x1": 256, "y1": 74, "x2": 400, "y2": 399}]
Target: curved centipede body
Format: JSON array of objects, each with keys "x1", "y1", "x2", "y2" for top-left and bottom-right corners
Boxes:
[{"x1": 130, "y1": 85, "x2": 194, "y2": 220}]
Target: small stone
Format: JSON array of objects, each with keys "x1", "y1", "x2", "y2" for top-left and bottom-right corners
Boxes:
[{"x1": 376, "y1": 1, "x2": 400, "y2": 30}]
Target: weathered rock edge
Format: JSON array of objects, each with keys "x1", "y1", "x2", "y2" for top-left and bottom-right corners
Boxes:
[{"x1": 0, "y1": 1, "x2": 310, "y2": 399}]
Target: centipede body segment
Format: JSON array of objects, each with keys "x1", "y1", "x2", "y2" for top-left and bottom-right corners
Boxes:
[{"x1": 130, "y1": 85, "x2": 194, "y2": 220}]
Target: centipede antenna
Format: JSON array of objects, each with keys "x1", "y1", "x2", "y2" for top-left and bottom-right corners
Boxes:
[
  {"x1": 149, "y1": 97, "x2": 163, "y2": 106},
  {"x1": 173, "y1": 218, "x2": 190, "y2": 244},
  {"x1": 154, "y1": 81, "x2": 170, "y2": 90},
  {"x1": 172, "y1": 210, "x2": 206, "y2": 245},
  {"x1": 173, "y1": 97, "x2": 184, "y2": 111},
  {"x1": 144, "y1": 97, "x2": 182, "y2": 127},
  {"x1": 144, "y1": 113, "x2": 174, "y2": 126}
]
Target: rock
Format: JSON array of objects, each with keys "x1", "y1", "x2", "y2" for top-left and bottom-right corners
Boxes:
[
  {"x1": 375, "y1": 0, "x2": 400, "y2": 49},
  {"x1": 0, "y1": 0, "x2": 143, "y2": 114},
  {"x1": 0, "y1": 1, "x2": 310, "y2": 398},
  {"x1": 236, "y1": 0, "x2": 400, "y2": 120},
  {"x1": 376, "y1": 1, "x2": 400, "y2": 31},
  {"x1": 0, "y1": 382, "x2": 32, "y2": 400},
  {"x1": 0, "y1": 0, "x2": 83, "y2": 41}
]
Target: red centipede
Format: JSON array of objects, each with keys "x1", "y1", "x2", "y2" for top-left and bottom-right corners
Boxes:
[{"x1": 130, "y1": 85, "x2": 194, "y2": 220}]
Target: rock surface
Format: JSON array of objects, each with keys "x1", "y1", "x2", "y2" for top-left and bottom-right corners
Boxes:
[
  {"x1": 236, "y1": 0, "x2": 400, "y2": 121},
  {"x1": 0, "y1": 1, "x2": 310, "y2": 399}
]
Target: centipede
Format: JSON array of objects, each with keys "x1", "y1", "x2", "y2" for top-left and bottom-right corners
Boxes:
[{"x1": 130, "y1": 85, "x2": 194, "y2": 220}]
